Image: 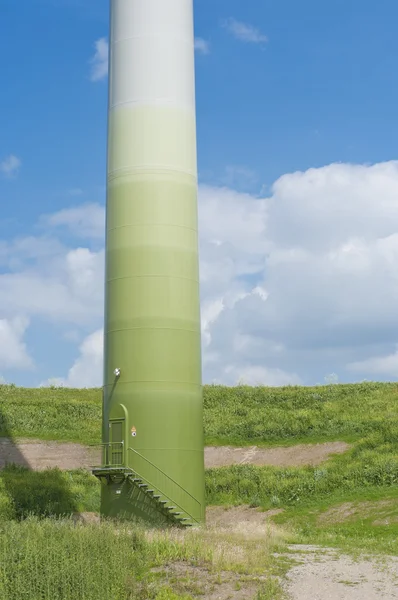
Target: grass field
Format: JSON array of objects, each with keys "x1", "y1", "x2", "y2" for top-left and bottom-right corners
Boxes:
[
  {"x1": 0, "y1": 514, "x2": 289, "y2": 600},
  {"x1": 1, "y1": 381, "x2": 397, "y2": 447},
  {"x1": 0, "y1": 381, "x2": 397, "y2": 598}
]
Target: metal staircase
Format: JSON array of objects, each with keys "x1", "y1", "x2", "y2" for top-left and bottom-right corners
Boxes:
[{"x1": 92, "y1": 444, "x2": 200, "y2": 528}]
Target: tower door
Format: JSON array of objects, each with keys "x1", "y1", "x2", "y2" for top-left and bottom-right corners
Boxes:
[{"x1": 109, "y1": 419, "x2": 124, "y2": 466}]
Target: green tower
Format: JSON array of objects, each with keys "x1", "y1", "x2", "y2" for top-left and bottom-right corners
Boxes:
[{"x1": 92, "y1": 0, "x2": 205, "y2": 527}]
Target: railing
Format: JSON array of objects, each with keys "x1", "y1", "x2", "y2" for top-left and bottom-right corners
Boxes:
[
  {"x1": 94, "y1": 442, "x2": 125, "y2": 467},
  {"x1": 128, "y1": 447, "x2": 201, "y2": 525}
]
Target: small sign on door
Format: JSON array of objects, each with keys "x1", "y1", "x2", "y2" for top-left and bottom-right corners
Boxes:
[{"x1": 131, "y1": 426, "x2": 137, "y2": 437}]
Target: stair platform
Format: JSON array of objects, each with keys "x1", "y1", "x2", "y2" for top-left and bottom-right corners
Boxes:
[{"x1": 92, "y1": 464, "x2": 197, "y2": 528}]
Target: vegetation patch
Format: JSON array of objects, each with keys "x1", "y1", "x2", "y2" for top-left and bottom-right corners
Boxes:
[
  {"x1": 272, "y1": 486, "x2": 398, "y2": 555},
  {"x1": 0, "y1": 465, "x2": 100, "y2": 520},
  {"x1": 0, "y1": 515, "x2": 289, "y2": 600},
  {"x1": 317, "y1": 499, "x2": 398, "y2": 525},
  {"x1": 1, "y1": 381, "x2": 398, "y2": 447}
]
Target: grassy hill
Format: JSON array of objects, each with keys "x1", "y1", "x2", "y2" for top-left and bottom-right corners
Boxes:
[
  {"x1": 0, "y1": 381, "x2": 397, "y2": 446},
  {"x1": 0, "y1": 381, "x2": 397, "y2": 598},
  {"x1": 0, "y1": 380, "x2": 397, "y2": 551}
]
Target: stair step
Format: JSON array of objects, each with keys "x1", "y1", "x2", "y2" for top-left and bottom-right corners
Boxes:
[
  {"x1": 167, "y1": 506, "x2": 176, "y2": 511},
  {"x1": 147, "y1": 490, "x2": 154, "y2": 493},
  {"x1": 132, "y1": 478, "x2": 142, "y2": 483},
  {"x1": 153, "y1": 495, "x2": 160, "y2": 499},
  {"x1": 139, "y1": 484, "x2": 148, "y2": 488}
]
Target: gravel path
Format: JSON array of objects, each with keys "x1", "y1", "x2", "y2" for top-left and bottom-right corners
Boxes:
[{"x1": 283, "y1": 545, "x2": 398, "y2": 599}]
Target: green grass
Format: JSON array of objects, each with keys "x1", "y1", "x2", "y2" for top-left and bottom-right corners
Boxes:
[
  {"x1": 0, "y1": 517, "x2": 189, "y2": 600},
  {"x1": 0, "y1": 465, "x2": 100, "y2": 520},
  {"x1": 0, "y1": 384, "x2": 101, "y2": 444},
  {"x1": 273, "y1": 486, "x2": 398, "y2": 555},
  {"x1": 1, "y1": 415, "x2": 396, "y2": 555},
  {"x1": 1, "y1": 379, "x2": 398, "y2": 589},
  {"x1": 0, "y1": 516, "x2": 288, "y2": 600},
  {"x1": 1, "y1": 381, "x2": 398, "y2": 447},
  {"x1": 204, "y1": 417, "x2": 398, "y2": 555},
  {"x1": 205, "y1": 422, "x2": 398, "y2": 509}
]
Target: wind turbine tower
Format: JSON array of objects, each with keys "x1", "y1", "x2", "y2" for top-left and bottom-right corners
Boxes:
[{"x1": 93, "y1": 0, "x2": 205, "y2": 527}]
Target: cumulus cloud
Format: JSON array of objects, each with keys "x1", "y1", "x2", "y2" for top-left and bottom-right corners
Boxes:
[
  {"x1": 0, "y1": 155, "x2": 21, "y2": 178},
  {"x1": 89, "y1": 37, "x2": 108, "y2": 82},
  {"x1": 7, "y1": 159, "x2": 398, "y2": 386},
  {"x1": 0, "y1": 243, "x2": 104, "y2": 326},
  {"x1": 203, "y1": 160, "x2": 398, "y2": 384},
  {"x1": 222, "y1": 18, "x2": 268, "y2": 44},
  {"x1": 42, "y1": 329, "x2": 103, "y2": 388},
  {"x1": 195, "y1": 37, "x2": 210, "y2": 55},
  {"x1": 0, "y1": 317, "x2": 33, "y2": 370}
]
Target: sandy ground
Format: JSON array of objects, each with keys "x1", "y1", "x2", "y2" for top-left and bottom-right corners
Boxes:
[
  {"x1": 283, "y1": 545, "x2": 398, "y2": 600},
  {"x1": 0, "y1": 438, "x2": 349, "y2": 471}
]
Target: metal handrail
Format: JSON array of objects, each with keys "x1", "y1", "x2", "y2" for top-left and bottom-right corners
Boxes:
[
  {"x1": 128, "y1": 447, "x2": 201, "y2": 524},
  {"x1": 92, "y1": 442, "x2": 125, "y2": 467}
]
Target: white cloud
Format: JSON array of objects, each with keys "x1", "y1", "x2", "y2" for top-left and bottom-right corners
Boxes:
[
  {"x1": 42, "y1": 203, "x2": 105, "y2": 239},
  {"x1": 41, "y1": 329, "x2": 103, "y2": 388},
  {"x1": 347, "y1": 347, "x2": 398, "y2": 377},
  {"x1": 0, "y1": 245, "x2": 104, "y2": 326},
  {"x1": 197, "y1": 160, "x2": 398, "y2": 385},
  {"x1": 0, "y1": 155, "x2": 21, "y2": 178},
  {"x1": 0, "y1": 317, "x2": 33, "y2": 370},
  {"x1": 195, "y1": 37, "x2": 210, "y2": 55},
  {"x1": 7, "y1": 159, "x2": 398, "y2": 386},
  {"x1": 222, "y1": 18, "x2": 268, "y2": 44},
  {"x1": 89, "y1": 37, "x2": 108, "y2": 82}
]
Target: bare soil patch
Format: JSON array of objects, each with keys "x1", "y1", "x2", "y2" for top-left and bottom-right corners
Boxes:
[
  {"x1": 205, "y1": 441, "x2": 350, "y2": 469},
  {"x1": 153, "y1": 562, "x2": 258, "y2": 600},
  {"x1": 0, "y1": 439, "x2": 350, "y2": 471},
  {"x1": 149, "y1": 506, "x2": 287, "y2": 600},
  {"x1": 206, "y1": 505, "x2": 284, "y2": 537}
]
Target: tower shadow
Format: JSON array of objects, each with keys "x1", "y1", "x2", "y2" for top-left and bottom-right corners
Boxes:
[{"x1": 0, "y1": 385, "x2": 79, "y2": 520}]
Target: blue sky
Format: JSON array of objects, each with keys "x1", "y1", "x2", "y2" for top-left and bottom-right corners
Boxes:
[{"x1": 2, "y1": 0, "x2": 398, "y2": 387}]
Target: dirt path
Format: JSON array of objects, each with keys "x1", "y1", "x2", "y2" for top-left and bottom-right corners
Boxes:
[
  {"x1": 205, "y1": 442, "x2": 349, "y2": 468},
  {"x1": 206, "y1": 508, "x2": 398, "y2": 600},
  {"x1": 283, "y1": 545, "x2": 398, "y2": 599},
  {"x1": 0, "y1": 438, "x2": 349, "y2": 471},
  {"x1": 0, "y1": 438, "x2": 99, "y2": 471}
]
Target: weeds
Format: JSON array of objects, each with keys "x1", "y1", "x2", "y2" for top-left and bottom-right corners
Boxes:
[{"x1": 0, "y1": 516, "x2": 287, "y2": 600}]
